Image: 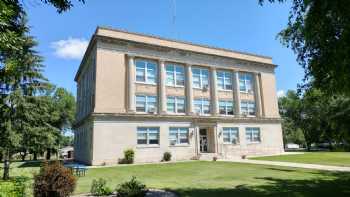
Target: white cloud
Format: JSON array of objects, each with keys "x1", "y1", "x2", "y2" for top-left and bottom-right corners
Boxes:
[
  {"x1": 51, "y1": 38, "x2": 88, "y2": 60},
  {"x1": 277, "y1": 90, "x2": 286, "y2": 98}
]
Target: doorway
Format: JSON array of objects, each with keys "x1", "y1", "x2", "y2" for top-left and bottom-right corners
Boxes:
[{"x1": 199, "y1": 128, "x2": 208, "y2": 153}]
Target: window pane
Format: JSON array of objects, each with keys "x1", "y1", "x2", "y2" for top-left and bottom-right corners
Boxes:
[
  {"x1": 137, "y1": 128, "x2": 147, "y2": 144},
  {"x1": 166, "y1": 65, "x2": 175, "y2": 86},
  {"x1": 202, "y1": 69, "x2": 209, "y2": 87},
  {"x1": 192, "y1": 69, "x2": 201, "y2": 88},
  {"x1": 147, "y1": 63, "x2": 157, "y2": 83},
  {"x1": 136, "y1": 96, "x2": 146, "y2": 112},
  {"x1": 136, "y1": 61, "x2": 146, "y2": 82},
  {"x1": 167, "y1": 97, "x2": 175, "y2": 112}
]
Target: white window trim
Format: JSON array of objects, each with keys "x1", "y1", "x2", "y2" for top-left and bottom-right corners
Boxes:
[
  {"x1": 137, "y1": 127, "x2": 160, "y2": 145},
  {"x1": 135, "y1": 59, "x2": 158, "y2": 85},
  {"x1": 167, "y1": 96, "x2": 186, "y2": 114},
  {"x1": 240, "y1": 100, "x2": 256, "y2": 116},
  {"x1": 239, "y1": 73, "x2": 253, "y2": 94},
  {"x1": 219, "y1": 100, "x2": 234, "y2": 116},
  {"x1": 217, "y1": 70, "x2": 233, "y2": 91},
  {"x1": 194, "y1": 98, "x2": 211, "y2": 115},
  {"x1": 135, "y1": 95, "x2": 158, "y2": 113},
  {"x1": 222, "y1": 127, "x2": 239, "y2": 145},
  {"x1": 169, "y1": 127, "x2": 190, "y2": 146},
  {"x1": 192, "y1": 67, "x2": 209, "y2": 89},
  {"x1": 166, "y1": 64, "x2": 185, "y2": 88},
  {"x1": 246, "y1": 127, "x2": 261, "y2": 144}
]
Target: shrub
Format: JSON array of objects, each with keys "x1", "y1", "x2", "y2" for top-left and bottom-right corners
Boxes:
[
  {"x1": 0, "y1": 177, "x2": 27, "y2": 197},
  {"x1": 115, "y1": 176, "x2": 147, "y2": 197},
  {"x1": 90, "y1": 178, "x2": 113, "y2": 196},
  {"x1": 119, "y1": 149, "x2": 135, "y2": 164},
  {"x1": 162, "y1": 152, "x2": 172, "y2": 162},
  {"x1": 212, "y1": 156, "x2": 217, "y2": 161},
  {"x1": 33, "y1": 161, "x2": 76, "y2": 197}
]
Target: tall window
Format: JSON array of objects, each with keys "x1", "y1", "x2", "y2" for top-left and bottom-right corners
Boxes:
[
  {"x1": 219, "y1": 100, "x2": 234, "y2": 115},
  {"x1": 223, "y1": 127, "x2": 239, "y2": 144},
  {"x1": 194, "y1": 98, "x2": 210, "y2": 115},
  {"x1": 192, "y1": 67, "x2": 209, "y2": 89},
  {"x1": 169, "y1": 127, "x2": 189, "y2": 145},
  {"x1": 167, "y1": 96, "x2": 186, "y2": 113},
  {"x1": 166, "y1": 64, "x2": 185, "y2": 86},
  {"x1": 217, "y1": 71, "x2": 233, "y2": 90},
  {"x1": 240, "y1": 101, "x2": 255, "y2": 116},
  {"x1": 246, "y1": 127, "x2": 261, "y2": 143},
  {"x1": 135, "y1": 59, "x2": 157, "y2": 84},
  {"x1": 239, "y1": 73, "x2": 253, "y2": 93},
  {"x1": 137, "y1": 127, "x2": 159, "y2": 145},
  {"x1": 136, "y1": 95, "x2": 157, "y2": 113}
]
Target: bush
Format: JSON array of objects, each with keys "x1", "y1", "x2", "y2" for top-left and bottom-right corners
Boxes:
[
  {"x1": 90, "y1": 178, "x2": 113, "y2": 196},
  {"x1": 119, "y1": 149, "x2": 135, "y2": 164},
  {"x1": 33, "y1": 161, "x2": 76, "y2": 197},
  {"x1": 0, "y1": 177, "x2": 27, "y2": 197},
  {"x1": 115, "y1": 176, "x2": 147, "y2": 197},
  {"x1": 162, "y1": 152, "x2": 172, "y2": 162}
]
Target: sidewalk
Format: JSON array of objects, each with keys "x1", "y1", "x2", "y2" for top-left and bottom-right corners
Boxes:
[{"x1": 222, "y1": 159, "x2": 350, "y2": 172}]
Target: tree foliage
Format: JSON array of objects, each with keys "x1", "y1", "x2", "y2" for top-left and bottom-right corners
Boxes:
[
  {"x1": 260, "y1": 0, "x2": 350, "y2": 95},
  {"x1": 279, "y1": 89, "x2": 350, "y2": 150}
]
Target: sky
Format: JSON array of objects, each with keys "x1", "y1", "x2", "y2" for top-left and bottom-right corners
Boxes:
[{"x1": 24, "y1": 0, "x2": 304, "y2": 98}]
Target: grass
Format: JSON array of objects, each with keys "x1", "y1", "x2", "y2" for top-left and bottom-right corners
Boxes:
[
  {"x1": 1, "y1": 159, "x2": 350, "y2": 196},
  {"x1": 251, "y1": 152, "x2": 350, "y2": 167}
]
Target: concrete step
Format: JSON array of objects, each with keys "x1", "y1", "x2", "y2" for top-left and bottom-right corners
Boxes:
[{"x1": 198, "y1": 153, "x2": 222, "y2": 161}]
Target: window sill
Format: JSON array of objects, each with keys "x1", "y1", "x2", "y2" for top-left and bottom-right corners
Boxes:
[
  {"x1": 218, "y1": 89, "x2": 233, "y2": 92},
  {"x1": 135, "y1": 112, "x2": 158, "y2": 115},
  {"x1": 223, "y1": 143, "x2": 240, "y2": 145},
  {"x1": 136, "y1": 145, "x2": 160, "y2": 148},
  {"x1": 135, "y1": 82, "x2": 157, "y2": 86},
  {"x1": 166, "y1": 112, "x2": 186, "y2": 116},
  {"x1": 246, "y1": 142, "x2": 261, "y2": 145},
  {"x1": 169, "y1": 144, "x2": 191, "y2": 147},
  {"x1": 240, "y1": 91, "x2": 254, "y2": 94},
  {"x1": 166, "y1": 85, "x2": 185, "y2": 88}
]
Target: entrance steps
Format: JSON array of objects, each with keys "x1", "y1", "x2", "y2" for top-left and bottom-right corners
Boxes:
[{"x1": 198, "y1": 153, "x2": 222, "y2": 161}]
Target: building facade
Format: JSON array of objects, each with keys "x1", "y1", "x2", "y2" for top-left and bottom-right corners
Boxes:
[{"x1": 74, "y1": 27, "x2": 284, "y2": 165}]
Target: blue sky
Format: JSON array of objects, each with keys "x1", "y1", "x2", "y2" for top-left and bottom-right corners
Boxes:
[{"x1": 25, "y1": 0, "x2": 303, "y2": 97}]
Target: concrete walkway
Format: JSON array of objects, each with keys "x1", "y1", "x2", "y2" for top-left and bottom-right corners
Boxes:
[{"x1": 222, "y1": 159, "x2": 350, "y2": 172}]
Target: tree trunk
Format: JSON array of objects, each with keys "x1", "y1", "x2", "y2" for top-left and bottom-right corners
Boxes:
[
  {"x1": 306, "y1": 142, "x2": 312, "y2": 151},
  {"x1": 20, "y1": 150, "x2": 27, "y2": 161},
  {"x1": 46, "y1": 148, "x2": 51, "y2": 160},
  {"x1": 33, "y1": 152, "x2": 38, "y2": 160},
  {"x1": 3, "y1": 150, "x2": 10, "y2": 180},
  {"x1": 0, "y1": 152, "x2": 3, "y2": 162}
]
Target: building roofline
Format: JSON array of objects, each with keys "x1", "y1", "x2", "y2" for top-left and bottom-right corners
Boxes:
[
  {"x1": 75, "y1": 26, "x2": 276, "y2": 81},
  {"x1": 97, "y1": 26, "x2": 273, "y2": 60}
]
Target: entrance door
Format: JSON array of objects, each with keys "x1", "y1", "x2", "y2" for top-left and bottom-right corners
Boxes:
[{"x1": 199, "y1": 128, "x2": 208, "y2": 152}]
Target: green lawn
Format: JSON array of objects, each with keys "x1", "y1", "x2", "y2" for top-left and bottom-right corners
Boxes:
[
  {"x1": 251, "y1": 152, "x2": 350, "y2": 167},
  {"x1": 2, "y1": 160, "x2": 350, "y2": 196}
]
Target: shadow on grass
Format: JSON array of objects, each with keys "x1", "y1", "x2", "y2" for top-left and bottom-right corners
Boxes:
[
  {"x1": 175, "y1": 172, "x2": 350, "y2": 197},
  {"x1": 18, "y1": 161, "x2": 43, "y2": 168}
]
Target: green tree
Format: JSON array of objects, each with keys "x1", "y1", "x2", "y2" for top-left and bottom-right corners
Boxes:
[
  {"x1": 260, "y1": 0, "x2": 350, "y2": 95},
  {"x1": 0, "y1": 20, "x2": 47, "y2": 180},
  {"x1": 0, "y1": 0, "x2": 85, "y2": 69}
]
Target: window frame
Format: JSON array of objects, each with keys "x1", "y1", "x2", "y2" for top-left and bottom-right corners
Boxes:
[
  {"x1": 194, "y1": 98, "x2": 211, "y2": 115},
  {"x1": 219, "y1": 100, "x2": 234, "y2": 116},
  {"x1": 245, "y1": 127, "x2": 261, "y2": 143},
  {"x1": 240, "y1": 100, "x2": 256, "y2": 116},
  {"x1": 166, "y1": 63, "x2": 185, "y2": 87},
  {"x1": 137, "y1": 127, "x2": 160, "y2": 145},
  {"x1": 239, "y1": 73, "x2": 253, "y2": 93},
  {"x1": 135, "y1": 95, "x2": 158, "y2": 113},
  {"x1": 217, "y1": 70, "x2": 233, "y2": 91},
  {"x1": 192, "y1": 67, "x2": 209, "y2": 89},
  {"x1": 135, "y1": 59, "x2": 158, "y2": 85},
  {"x1": 222, "y1": 127, "x2": 239, "y2": 144},
  {"x1": 169, "y1": 127, "x2": 190, "y2": 146},
  {"x1": 167, "y1": 96, "x2": 186, "y2": 114}
]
